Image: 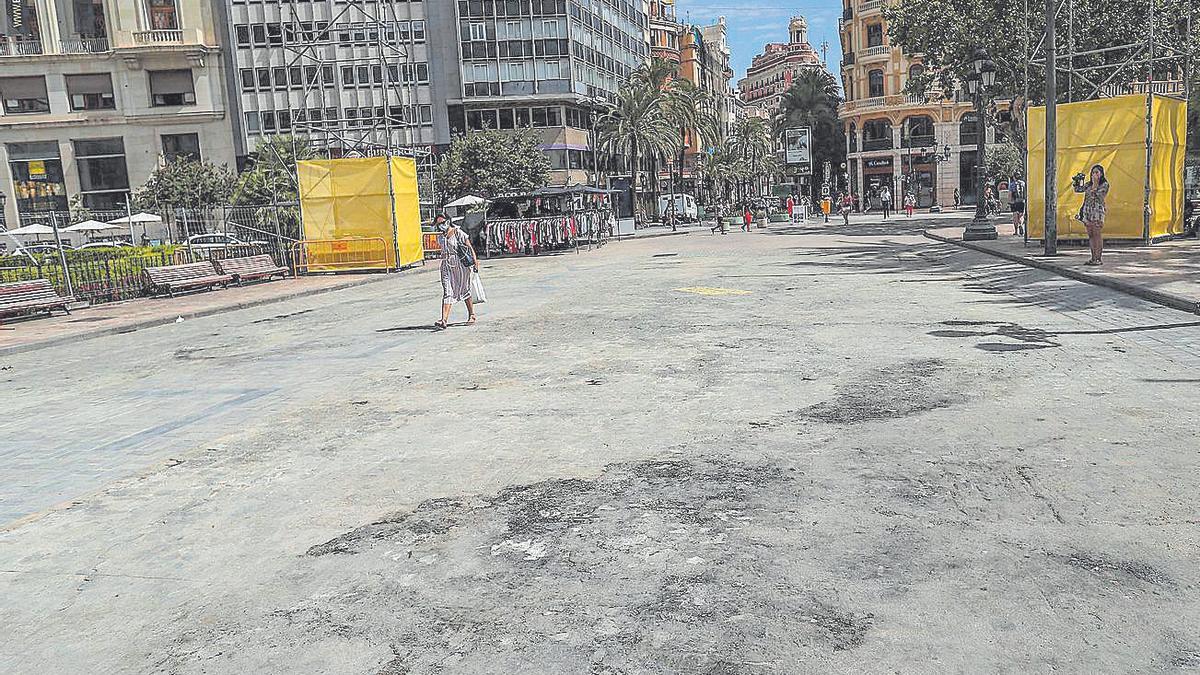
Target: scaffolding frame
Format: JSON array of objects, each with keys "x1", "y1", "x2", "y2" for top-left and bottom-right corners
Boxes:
[
  {"x1": 1023, "y1": 0, "x2": 1196, "y2": 245},
  {"x1": 265, "y1": 0, "x2": 437, "y2": 209}
]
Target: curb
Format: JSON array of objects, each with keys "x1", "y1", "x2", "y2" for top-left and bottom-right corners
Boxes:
[
  {"x1": 0, "y1": 266, "x2": 434, "y2": 357},
  {"x1": 923, "y1": 229, "x2": 1200, "y2": 315}
]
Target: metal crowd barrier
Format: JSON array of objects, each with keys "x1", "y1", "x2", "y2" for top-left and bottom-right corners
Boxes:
[{"x1": 291, "y1": 237, "x2": 389, "y2": 274}]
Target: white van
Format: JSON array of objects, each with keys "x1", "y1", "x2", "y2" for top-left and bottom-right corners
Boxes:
[{"x1": 658, "y1": 193, "x2": 698, "y2": 222}]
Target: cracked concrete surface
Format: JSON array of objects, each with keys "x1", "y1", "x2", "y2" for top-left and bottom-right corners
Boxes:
[{"x1": 1, "y1": 218, "x2": 1199, "y2": 673}]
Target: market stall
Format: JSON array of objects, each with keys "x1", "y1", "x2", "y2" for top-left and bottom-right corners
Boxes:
[{"x1": 481, "y1": 186, "x2": 615, "y2": 257}]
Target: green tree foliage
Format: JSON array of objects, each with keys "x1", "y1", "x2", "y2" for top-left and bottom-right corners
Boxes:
[
  {"x1": 132, "y1": 158, "x2": 235, "y2": 211},
  {"x1": 774, "y1": 70, "x2": 846, "y2": 196},
  {"x1": 233, "y1": 134, "x2": 315, "y2": 205},
  {"x1": 436, "y1": 127, "x2": 551, "y2": 199},
  {"x1": 986, "y1": 140, "x2": 1024, "y2": 180}
]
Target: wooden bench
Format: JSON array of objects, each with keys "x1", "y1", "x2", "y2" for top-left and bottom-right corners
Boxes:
[
  {"x1": 143, "y1": 261, "x2": 232, "y2": 297},
  {"x1": 0, "y1": 278, "x2": 73, "y2": 320},
  {"x1": 214, "y1": 255, "x2": 288, "y2": 285}
]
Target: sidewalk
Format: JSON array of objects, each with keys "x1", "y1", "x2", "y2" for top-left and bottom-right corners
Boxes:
[
  {"x1": 0, "y1": 270, "x2": 424, "y2": 355},
  {"x1": 926, "y1": 222, "x2": 1200, "y2": 314}
]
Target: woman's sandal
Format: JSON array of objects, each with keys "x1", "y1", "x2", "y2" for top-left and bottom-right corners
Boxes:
[
  {"x1": 466, "y1": 315, "x2": 477, "y2": 326},
  {"x1": 434, "y1": 320, "x2": 447, "y2": 330}
]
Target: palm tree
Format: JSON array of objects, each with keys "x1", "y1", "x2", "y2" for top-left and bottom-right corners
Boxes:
[
  {"x1": 594, "y1": 81, "x2": 674, "y2": 225},
  {"x1": 661, "y1": 80, "x2": 720, "y2": 228},
  {"x1": 731, "y1": 116, "x2": 774, "y2": 204}
]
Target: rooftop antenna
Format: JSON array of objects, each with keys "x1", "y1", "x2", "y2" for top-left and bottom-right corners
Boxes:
[{"x1": 820, "y1": 39, "x2": 829, "y2": 65}]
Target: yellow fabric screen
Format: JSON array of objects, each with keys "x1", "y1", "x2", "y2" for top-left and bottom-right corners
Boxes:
[
  {"x1": 390, "y1": 156, "x2": 424, "y2": 266},
  {"x1": 1027, "y1": 94, "x2": 1187, "y2": 241},
  {"x1": 297, "y1": 156, "x2": 425, "y2": 271}
]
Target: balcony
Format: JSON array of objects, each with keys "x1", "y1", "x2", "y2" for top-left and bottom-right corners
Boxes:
[
  {"x1": 859, "y1": 45, "x2": 891, "y2": 61},
  {"x1": 860, "y1": 0, "x2": 886, "y2": 14},
  {"x1": 843, "y1": 7, "x2": 854, "y2": 20},
  {"x1": 842, "y1": 52, "x2": 856, "y2": 66},
  {"x1": 133, "y1": 30, "x2": 184, "y2": 45},
  {"x1": 60, "y1": 37, "x2": 110, "y2": 54},
  {"x1": 0, "y1": 38, "x2": 43, "y2": 57},
  {"x1": 862, "y1": 137, "x2": 893, "y2": 151}
]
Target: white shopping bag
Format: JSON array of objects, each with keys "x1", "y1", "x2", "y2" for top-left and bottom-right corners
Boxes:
[{"x1": 469, "y1": 271, "x2": 487, "y2": 304}]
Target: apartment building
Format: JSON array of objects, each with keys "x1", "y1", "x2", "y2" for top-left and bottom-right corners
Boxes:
[
  {"x1": 737, "y1": 16, "x2": 826, "y2": 119},
  {"x1": 0, "y1": 0, "x2": 234, "y2": 226},
  {"x1": 435, "y1": 0, "x2": 649, "y2": 186},
  {"x1": 646, "y1": 0, "x2": 679, "y2": 64},
  {"x1": 838, "y1": 0, "x2": 977, "y2": 207}
]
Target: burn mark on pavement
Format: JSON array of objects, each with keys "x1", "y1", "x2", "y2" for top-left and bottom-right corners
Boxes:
[
  {"x1": 167, "y1": 458, "x2": 877, "y2": 671},
  {"x1": 798, "y1": 358, "x2": 958, "y2": 424},
  {"x1": 1049, "y1": 550, "x2": 1173, "y2": 587}
]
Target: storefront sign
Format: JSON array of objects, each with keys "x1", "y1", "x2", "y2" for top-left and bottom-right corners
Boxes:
[
  {"x1": 864, "y1": 157, "x2": 893, "y2": 169},
  {"x1": 28, "y1": 160, "x2": 46, "y2": 180}
]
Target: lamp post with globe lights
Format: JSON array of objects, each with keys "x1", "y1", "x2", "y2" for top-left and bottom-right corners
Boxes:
[{"x1": 963, "y1": 49, "x2": 998, "y2": 241}]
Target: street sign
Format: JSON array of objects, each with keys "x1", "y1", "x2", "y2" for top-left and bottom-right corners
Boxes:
[{"x1": 784, "y1": 127, "x2": 812, "y2": 176}]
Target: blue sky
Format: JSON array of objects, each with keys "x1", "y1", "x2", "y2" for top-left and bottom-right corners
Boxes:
[{"x1": 674, "y1": 0, "x2": 845, "y2": 85}]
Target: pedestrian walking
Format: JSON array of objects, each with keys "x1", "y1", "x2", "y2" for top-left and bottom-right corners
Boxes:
[
  {"x1": 742, "y1": 205, "x2": 753, "y2": 232},
  {"x1": 434, "y1": 215, "x2": 480, "y2": 329},
  {"x1": 1009, "y1": 176, "x2": 1027, "y2": 235},
  {"x1": 953, "y1": 188, "x2": 961, "y2": 208},
  {"x1": 1074, "y1": 165, "x2": 1110, "y2": 265},
  {"x1": 786, "y1": 194, "x2": 795, "y2": 221},
  {"x1": 903, "y1": 192, "x2": 916, "y2": 217},
  {"x1": 840, "y1": 192, "x2": 853, "y2": 225},
  {"x1": 879, "y1": 186, "x2": 892, "y2": 219}
]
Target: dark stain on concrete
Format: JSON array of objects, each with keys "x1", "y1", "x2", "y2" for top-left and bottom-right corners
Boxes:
[{"x1": 798, "y1": 358, "x2": 957, "y2": 424}]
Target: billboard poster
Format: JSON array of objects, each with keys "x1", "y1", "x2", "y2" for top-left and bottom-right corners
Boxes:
[
  {"x1": 4, "y1": 0, "x2": 32, "y2": 37},
  {"x1": 784, "y1": 127, "x2": 812, "y2": 175}
]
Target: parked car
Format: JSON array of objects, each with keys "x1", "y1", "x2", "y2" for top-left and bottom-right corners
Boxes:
[
  {"x1": 16, "y1": 242, "x2": 73, "y2": 256},
  {"x1": 78, "y1": 241, "x2": 132, "y2": 250},
  {"x1": 185, "y1": 233, "x2": 248, "y2": 251}
]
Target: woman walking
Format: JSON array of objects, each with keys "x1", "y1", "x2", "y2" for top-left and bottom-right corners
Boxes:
[
  {"x1": 903, "y1": 192, "x2": 916, "y2": 217},
  {"x1": 435, "y1": 215, "x2": 480, "y2": 329},
  {"x1": 1074, "y1": 165, "x2": 1110, "y2": 266}
]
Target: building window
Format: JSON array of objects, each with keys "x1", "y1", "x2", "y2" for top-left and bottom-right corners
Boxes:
[
  {"x1": 868, "y1": 69, "x2": 885, "y2": 98},
  {"x1": 0, "y1": 77, "x2": 51, "y2": 115},
  {"x1": 960, "y1": 113, "x2": 980, "y2": 145},
  {"x1": 148, "y1": 69, "x2": 195, "y2": 106},
  {"x1": 73, "y1": 137, "x2": 130, "y2": 210},
  {"x1": 6, "y1": 141, "x2": 68, "y2": 215},
  {"x1": 146, "y1": 0, "x2": 178, "y2": 31},
  {"x1": 469, "y1": 22, "x2": 487, "y2": 41},
  {"x1": 161, "y1": 133, "x2": 200, "y2": 162},
  {"x1": 66, "y1": 74, "x2": 115, "y2": 111},
  {"x1": 866, "y1": 23, "x2": 884, "y2": 47},
  {"x1": 72, "y1": 0, "x2": 108, "y2": 38},
  {"x1": 244, "y1": 111, "x2": 260, "y2": 134}
]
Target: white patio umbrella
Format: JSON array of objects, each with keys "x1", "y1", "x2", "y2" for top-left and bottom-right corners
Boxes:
[
  {"x1": 3, "y1": 223, "x2": 56, "y2": 236},
  {"x1": 107, "y1": 211, "x2": 163, "y2": 224},
  {"x1": 109, "y1": 211, "x2": 163, "y2": 243},
  {"x1": 64, "y1": 219, "x2": 123, "y2": 233},
  {"x1": 444, "y1": 195, "x2": 489, "y2": 209}
]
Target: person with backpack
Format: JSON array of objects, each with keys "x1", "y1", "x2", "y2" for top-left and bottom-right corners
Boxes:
[{"x1": 1009, "y1": 176, "x2": 1027, "y2": 235}]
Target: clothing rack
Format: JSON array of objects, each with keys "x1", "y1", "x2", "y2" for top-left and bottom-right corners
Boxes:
[{"x1": 483, "y1": 210, "x2": 612, "y2": 257}]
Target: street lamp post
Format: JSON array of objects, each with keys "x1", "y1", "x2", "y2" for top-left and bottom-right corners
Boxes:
[{"x1": 963, "y1": 50, "x2": 998, "y2": 241}]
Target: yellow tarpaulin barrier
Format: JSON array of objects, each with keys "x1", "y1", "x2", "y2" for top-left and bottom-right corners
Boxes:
[
  {"x1": 1028, "y1": 94, "x2": 1187, "y2": 241},
  {"x1": 296, "y1": 156, "x2": 424, "y2": 271}
]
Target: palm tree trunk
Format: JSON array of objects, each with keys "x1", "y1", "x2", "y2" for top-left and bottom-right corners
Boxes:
[{"x1": 630, "y1": 137, "x2": 639, "y2": 227}]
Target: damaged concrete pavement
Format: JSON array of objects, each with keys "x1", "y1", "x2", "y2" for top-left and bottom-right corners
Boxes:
[{"x1": 2, "y1": 219, "x2": 1199, "y2": 673}]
